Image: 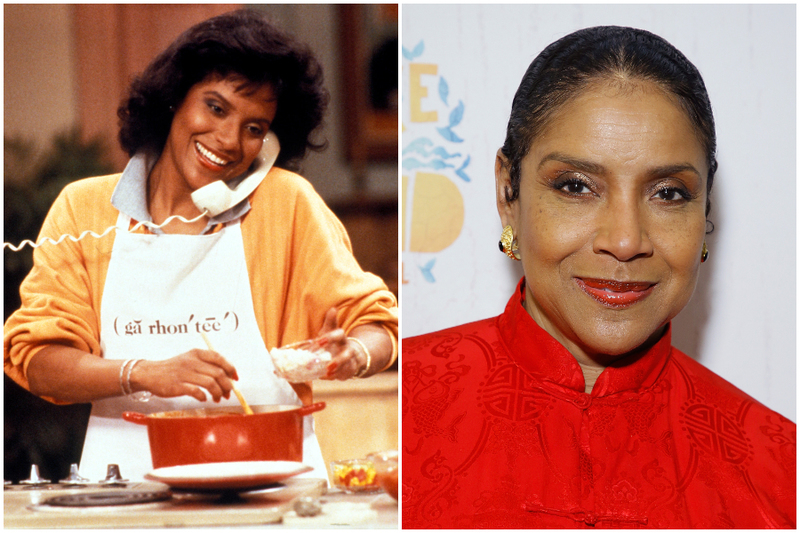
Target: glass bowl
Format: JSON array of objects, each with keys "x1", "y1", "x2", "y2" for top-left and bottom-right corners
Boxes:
[
  {"x1": 329, "y1": 459, "x2": 381, "y2": 493},
  {"x1": 270, "y1": 341, "x2": 332, "y2": 382}
]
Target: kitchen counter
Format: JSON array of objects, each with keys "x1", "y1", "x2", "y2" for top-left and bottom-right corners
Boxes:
[
  {"x1": 4, "y1": 478, "x2": 397, "y2": 528},
  {"x1": 278, "y1": 489, "x2": 398, "y2": 529}
]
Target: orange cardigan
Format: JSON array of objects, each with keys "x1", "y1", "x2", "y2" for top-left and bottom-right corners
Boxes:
[{"x1": 4, "y1": 168, "x2": 398, "y2": 404}]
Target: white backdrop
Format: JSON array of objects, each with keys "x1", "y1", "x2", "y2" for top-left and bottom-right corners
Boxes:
[{"x1": 400, "y1": 4, "x2": 796, "y2": 421}]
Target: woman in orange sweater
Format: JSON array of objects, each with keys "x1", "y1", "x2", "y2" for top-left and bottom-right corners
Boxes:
[
  {"x1": 402, "y1": 25, "x2": 793, "y2": 528},
  {"x1": 4, "y1": 9, "x2": 397, "y2": 481}
]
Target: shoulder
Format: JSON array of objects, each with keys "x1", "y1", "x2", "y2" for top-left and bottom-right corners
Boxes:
[
  {"x1": 403, "y1": 317, "x2": 501, "y2": 416},
  {"x1": 403, "y1": 317, "x2": 501, "y2": 362},
  {"x1": 668, "y1": 348, "x2": 794, "y2": 426},
  {"x1": 668, "y1": 349, "x2": 796, "y2": 524},
  {"x1": 669, "y1": 350, "x2": 795, "y2": 464},
  {"x1": 671, "y1": 346, "x2": 795, "y2": 423},
  {"x1": 46, "y1": 174, "x2": 121, "y2": 229},
  {"x1": 244, "y1": 167, "x2": 346, "y2": 244},
  {"x1": 668, "y1": 348, "x2": 778, "y2": 410},
  {"x1": 245, "y1": 167, "x2": 333, "y2": 225},
  {"x1": 60, "y1": 174, "x2": 120, "y2": 201},
  {"x1": 250, "y1": 167, "x2": 321, "y2": 207}
]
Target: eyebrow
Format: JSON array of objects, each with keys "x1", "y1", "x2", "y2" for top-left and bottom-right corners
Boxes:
[
  {"x1": 537, "y1": 151, "x2": 702, "y2": 178},
  {"x1": 204, "y1": 90, "x2": 230, "y2": 104},
  {"x1": 538, "y1": 152, "x2": 605, "y2": 174},
  {"x1": 204, "y1": 90, "x2": 274, "y2": 126}
]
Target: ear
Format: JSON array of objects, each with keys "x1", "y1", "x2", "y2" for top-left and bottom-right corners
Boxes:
[{"x1": 495, "y1": 149, "x2": 518, "y2": 229}]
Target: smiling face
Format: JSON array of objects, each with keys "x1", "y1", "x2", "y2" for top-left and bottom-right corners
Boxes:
[
  {"x1": 496, "y1": 80, "x2": 708, "y2": 364},
  {"x1": 157, "y1": 74, "x2": 278, "y2": 194}
]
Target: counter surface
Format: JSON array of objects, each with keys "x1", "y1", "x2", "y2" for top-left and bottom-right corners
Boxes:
[{"x1": 4, "y1": 478, "x2": 397, "y2": 529}]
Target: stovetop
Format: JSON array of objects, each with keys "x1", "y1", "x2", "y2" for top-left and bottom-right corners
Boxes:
[{"x1": 5, "y1": 474, "x2": 327, "y2": 528}]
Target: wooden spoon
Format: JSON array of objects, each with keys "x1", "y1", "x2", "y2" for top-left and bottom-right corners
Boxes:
[{"x1": 200, "y1": 332, "x2": 254, "y2": 415}]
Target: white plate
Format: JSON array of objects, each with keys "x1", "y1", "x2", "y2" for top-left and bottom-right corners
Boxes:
[{"x1": 145, "y1": 461, "x2": 312, "y2": 491}]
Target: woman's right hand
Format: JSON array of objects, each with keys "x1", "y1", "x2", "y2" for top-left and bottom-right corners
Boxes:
[{"x1": 129, "y1": 349, "x2": 239, "y2": 403}]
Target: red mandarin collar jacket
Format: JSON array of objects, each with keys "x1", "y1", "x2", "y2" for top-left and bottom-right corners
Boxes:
[{"x1": 402, "y1": 280, "x2": 795, "y2": 528}]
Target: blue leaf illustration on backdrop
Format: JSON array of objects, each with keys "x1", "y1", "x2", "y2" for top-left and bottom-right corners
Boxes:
[
  {"x1": 403, "y1": 138, "x2": 433, "y2": 156},
  {"x1": 438, "y1": 77, "x2": 449, "y2": 106},
  {"x1": 436, "y1": 100, "x2": 465, "y2": 143},
  {"x1": 402, "y1": 38, "x2": 473, "y2": 285},
  {"x1": 402, "y1": 158, "x2": 454, "y2": 171},
  {"x1": 432, "y1": 147, "x2": 461, "y2": 159},
  {"x1": 449, "y1": 101, "x2": 464, "y2": 127},
  {"x1": 403, "y1": 138, "x2": 462, "y2": 160},
  {"x1": 455, "y1": 155, "x2": 472, "y2": 182},
  {"x1": 436, "y1": 127, "x2": 464, "y2": 143},
  {"x1": 419, "y1": 258, "x2": 436, "y2": 283},
  {"x1": 402, "y1": 41, "x2": 425, "y2": 61}
]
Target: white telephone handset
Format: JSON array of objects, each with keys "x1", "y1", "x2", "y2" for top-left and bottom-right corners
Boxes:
[
  {"x1": 191, "y1": 132, "x2": 280, "y2": 217},
  {"x1": 4, "y1": 133, "x2": 281, "y2": 251}
]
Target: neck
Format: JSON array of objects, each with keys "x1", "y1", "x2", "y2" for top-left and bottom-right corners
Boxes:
[
  {"x1": 522, "y1": 289, "x2": 665, "y2": 395},
  {"x1": 578, "y1": 361, "x2": 605, "y2": 394},
  {"x1": 147, "y1": 159, "x2": 208, "y2": 234}
]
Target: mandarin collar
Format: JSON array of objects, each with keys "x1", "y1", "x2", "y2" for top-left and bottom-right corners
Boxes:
[{"x1": 497, "y1": 278, "x2": 672, "y2": 397}]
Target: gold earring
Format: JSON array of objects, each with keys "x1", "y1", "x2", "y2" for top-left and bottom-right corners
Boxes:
[
  {"x1": 701, "y1": 242, "x2": 709, "y2": 263},
  {"x1": 498, "y1": 225, "x2": 521, "y2": 261}
]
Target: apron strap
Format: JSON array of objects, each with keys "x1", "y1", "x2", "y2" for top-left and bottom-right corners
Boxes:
[{"x1": 116, "y1": 212, "x2": 132, "y2": 230}]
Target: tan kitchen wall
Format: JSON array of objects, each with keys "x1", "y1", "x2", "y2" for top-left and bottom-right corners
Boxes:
[
  {"x1": 314, "y1": 372, "x2": 398, "y2": 482},
  {"x1": 4, "y1": 4, "x2": 79, "y2": 179}
]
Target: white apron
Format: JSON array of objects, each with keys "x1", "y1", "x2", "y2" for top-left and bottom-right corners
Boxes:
[{"x1": 80, "y1": 214, "x2": 326, "y2": 481}]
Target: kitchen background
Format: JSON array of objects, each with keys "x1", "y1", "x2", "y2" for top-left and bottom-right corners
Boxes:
[{"x1": 4, "y1": 4, "x2": 398, "y2": 483}]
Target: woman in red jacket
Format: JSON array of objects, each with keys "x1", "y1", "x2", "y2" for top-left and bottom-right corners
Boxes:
[{"x1": 402, "y1": 25, "x2": 795, "y2": 528}]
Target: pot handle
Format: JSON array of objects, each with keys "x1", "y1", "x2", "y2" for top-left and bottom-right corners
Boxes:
[
  {"x1": 298, "y1": 402, "x2": 326, "y2": 416},
  {"x1": 122, "y1": 411, "x2": 149, "y2": 425}
]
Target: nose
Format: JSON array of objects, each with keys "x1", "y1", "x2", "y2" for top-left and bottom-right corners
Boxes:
[
  {"x1": 592, "y1": 196, "x2": 653, "y2": 262},
  {"x1": 214, "y1": 119, "x2": 242, "y2": 153}
]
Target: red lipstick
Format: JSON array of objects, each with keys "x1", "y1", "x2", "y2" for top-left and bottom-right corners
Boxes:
[
  {"x1": 195, "y1": 141, "x2": 231, "y2": 172},
  {"x1": 575, "y1": 278, "x2": 655, "y2": 308}
]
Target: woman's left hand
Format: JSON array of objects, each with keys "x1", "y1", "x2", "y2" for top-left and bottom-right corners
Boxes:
[{"x1": 315, "y1": 308, "x2": 368, "y2": 380}]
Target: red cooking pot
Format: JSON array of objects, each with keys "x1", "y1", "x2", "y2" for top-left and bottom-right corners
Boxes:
[{"x1": 122, "y1": 402, "x2": 325, "y2": 469}]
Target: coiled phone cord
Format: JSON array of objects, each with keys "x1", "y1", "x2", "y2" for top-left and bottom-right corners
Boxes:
[{"x1": 3, "y1": 211, "x2": 209, "y2": 251}]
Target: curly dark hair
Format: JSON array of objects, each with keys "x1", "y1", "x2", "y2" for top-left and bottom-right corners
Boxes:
[
  {"x1": 500, "y1": 26, "x2": 717, "y2": 219},
  {"x1": 117, "y1": 8, "x2": 328, "y2": 170}
]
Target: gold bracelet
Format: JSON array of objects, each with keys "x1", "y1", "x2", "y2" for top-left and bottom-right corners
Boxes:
[
  {"x1": 348, "y1": 337, "x2": 371, "y2": 378},
  {"x1": 379, "y1": 334, "x2": 398, "y2": 372}
]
